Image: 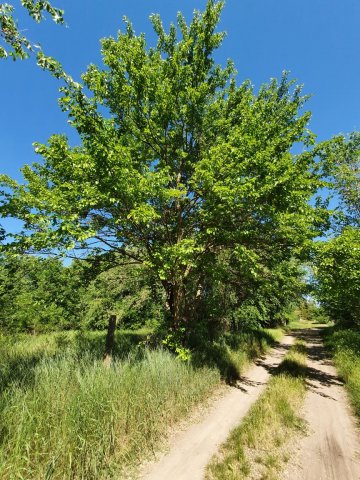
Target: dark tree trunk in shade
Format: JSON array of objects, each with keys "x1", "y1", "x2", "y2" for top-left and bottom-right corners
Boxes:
[{"x1": 103, "y1": 314, "x2": 117, "y2": 367}]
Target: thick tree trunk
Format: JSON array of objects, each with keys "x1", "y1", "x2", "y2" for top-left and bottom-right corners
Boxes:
[
  {"x1": 172, "y1": 284, "x2": 184, "y2": 329},
  {"x1": 103, "y1": 314, "x2": 117, "y2": 367},
  {"x1": 164, "y1": 282, "x2": 185, "y2": 330}
]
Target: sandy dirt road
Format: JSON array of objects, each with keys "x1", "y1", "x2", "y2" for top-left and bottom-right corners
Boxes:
[
  {"x1": 282, "y1": 328, "x2": 360, "y2": 480},
  {"x1": 140, "y1": 334, "x2": 294, "y2": 480}
]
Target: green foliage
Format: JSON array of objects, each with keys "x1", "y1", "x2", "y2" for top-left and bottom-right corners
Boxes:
[
  {"x1": 162, "y1": 327, "x2": 192, "y2": 361},
  {"x1": 313, "y1": 133, "x2": 360, "y2": 327},
  {"x1": 203, "y1": 252, "x2": 308, "y2": 331},
  {"x1": 80, "y1": 262, "x2": 164, "y2": 330},
  {"x1": 314, "y1": 227, "x2": 360, "y2": 326},
  {"x1": 317, "y1": 132, "x2": 360, "y2": 228},
  {"x1": 0, "y1": 253, "x2": 166, "y2": 334},
  {"x1": 0, "y1": 254, "x2": 84, "y2": 332},
  {"x1": 296, "y1": 299, "x2": 330, "y2": 324},
  {"x1": 0, "y1": 1, "x2": 64, "y2": 60},
  {"x1": 0, "y1": 1, "x2": 325, "y2": 335}
]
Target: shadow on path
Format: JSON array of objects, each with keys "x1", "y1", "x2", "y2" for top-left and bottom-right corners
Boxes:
[{"x1": 256, "y1": 328, "x2": 343, "y2": 400}]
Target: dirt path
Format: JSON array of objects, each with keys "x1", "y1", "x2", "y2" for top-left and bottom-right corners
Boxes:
[
  {"x1": 282, "y1": 328, "x2": 360, "y2": 480},
  {"x1": 140, "y1": 334, "x2": 294, "y2": 480}
]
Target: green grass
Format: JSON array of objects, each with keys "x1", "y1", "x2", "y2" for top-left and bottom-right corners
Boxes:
[
  {"x1": 192, "y1": 328, "x2": 283, "y2": 383},
  {"x1": 0, "y1": 327, "x2": 283, "y2": 479},
  {"x1": 206, "y1": 339, "x2": 308, "y2": 480},
  {"x1": 323, "y1": 327, "x2": 360, "y2": 418},
  {"x1": 0, "y1": 348, "x2": 220, "y2": 479},
  {"x1": 286, "y1": 319, "x2": 317, "y2": 330}
]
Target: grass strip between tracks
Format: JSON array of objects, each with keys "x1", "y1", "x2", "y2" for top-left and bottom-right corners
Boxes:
[{"x1": 206, "y1": 338, "x2": 308, "y2": 480}]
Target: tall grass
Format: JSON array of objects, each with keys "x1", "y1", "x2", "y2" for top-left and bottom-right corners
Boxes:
[
  {"x1": 0, "y1": 348, "x2": 220, "y2": 479},
  {"x1": 324, "y1": 328, "x2": 360, "y2": 417},
  {"x1": 0, "y1": 328, "x2": 282, "y2": 479},
  {"x1": 192, "y1": 328, "x2": 283, "y2": 383},
  {"x1": 206, "y1": 339, "x2": 307, "y2": 480}
]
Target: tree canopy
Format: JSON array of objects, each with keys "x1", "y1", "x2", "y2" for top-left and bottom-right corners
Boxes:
[{"x1": 1, "y1": 1, "x2": 329, "y2": 336}]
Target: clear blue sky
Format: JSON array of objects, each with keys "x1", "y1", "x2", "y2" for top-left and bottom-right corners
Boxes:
[{"x1": 1, "y1": 0, "x2": 359, "y2": 182}]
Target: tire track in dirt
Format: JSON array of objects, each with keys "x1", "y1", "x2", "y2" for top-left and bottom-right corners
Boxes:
[{"x1": 282, "y1": 328, "x2": 360, "y2": 480}]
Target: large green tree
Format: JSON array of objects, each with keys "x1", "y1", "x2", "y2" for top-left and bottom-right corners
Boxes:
[
  {"x1": 0, "y1": 1, "x2": 324, "y2": 334},
  {"x1": 317, "y1": 132, "x2": 360, "y2": 228}
]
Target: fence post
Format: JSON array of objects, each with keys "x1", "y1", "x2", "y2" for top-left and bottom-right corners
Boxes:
[{"x1": 103, "y1": 314, "x2": 117, "y2": 367}]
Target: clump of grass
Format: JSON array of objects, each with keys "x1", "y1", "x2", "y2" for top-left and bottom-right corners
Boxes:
[
  {"x1": 0, "y1": 345, "x2": 220, "y2": 479},
  {"x1": 206, "y1": 339, "x2": 308, "y2": 480},
  {"x1": 324, "y1": 328, "x2": 360, "y2": 418}
]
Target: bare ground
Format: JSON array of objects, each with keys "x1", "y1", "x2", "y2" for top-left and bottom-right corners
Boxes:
[
  {"x1": 282, "y1": 328, "x2": 360, "y2": 480},
  {"x1": 139, "y1": 334, "x2": 294, "y2": 480}
]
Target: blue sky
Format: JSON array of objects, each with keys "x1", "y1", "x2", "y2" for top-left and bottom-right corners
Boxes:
[{"x1": 1, "y1": 0, "x2": 359, "y2": 189}]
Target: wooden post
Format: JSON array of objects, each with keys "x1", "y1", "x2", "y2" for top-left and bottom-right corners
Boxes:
[{"x1": 103, "y1": 314, "x2": 117, "y2": 367}]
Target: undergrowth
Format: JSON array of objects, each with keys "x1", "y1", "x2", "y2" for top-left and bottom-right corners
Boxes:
[{"x1": 192, "y1": 328, "x2": 283, "y2": 383}]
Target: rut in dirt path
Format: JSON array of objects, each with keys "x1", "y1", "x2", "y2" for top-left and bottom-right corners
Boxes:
[
  {"x1": 139, "y1": 334, "x2": 294, "y2": 480},
  {"x1": 282, "y1": 328, "x2": 360, "y2": 480}
]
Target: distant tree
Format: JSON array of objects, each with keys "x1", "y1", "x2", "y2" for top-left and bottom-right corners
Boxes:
[
  {"x1": 0, "y1": 254, "x2": 83, "y2": 332},
  {"x1": 0, "y1": 1, "x2": 325, "y2": 340}
]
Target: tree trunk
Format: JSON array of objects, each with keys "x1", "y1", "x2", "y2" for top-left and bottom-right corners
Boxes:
[{"x1": 103, "y1": 314, "x2": 117, "y2": 367}]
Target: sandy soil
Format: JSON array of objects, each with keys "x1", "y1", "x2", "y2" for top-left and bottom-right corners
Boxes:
[
  {"x1": 282, "y1": 328, "x2": 360, "y2": 480},
  {"x1": 139, "y1": 334, "x2": 294, "y2": 480}
]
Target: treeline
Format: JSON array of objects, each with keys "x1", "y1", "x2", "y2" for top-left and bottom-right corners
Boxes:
[
  {"x1": 0, "y1": 256, "x2": 163, "y2": 333},
  {"x1": 0, "y1": 252, "x2": 306, "y2": 335}
]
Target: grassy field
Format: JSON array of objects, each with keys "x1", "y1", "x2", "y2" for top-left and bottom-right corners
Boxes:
[
  {"x1": 206, "y1": 339, "x2": 308, "y2": 480},
  {"x1": 0, "y1": 327, "x2": 283, "y2": 479},
  {"x1": 324, "y1": 327, "x2": 360, "y2": 419}
]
